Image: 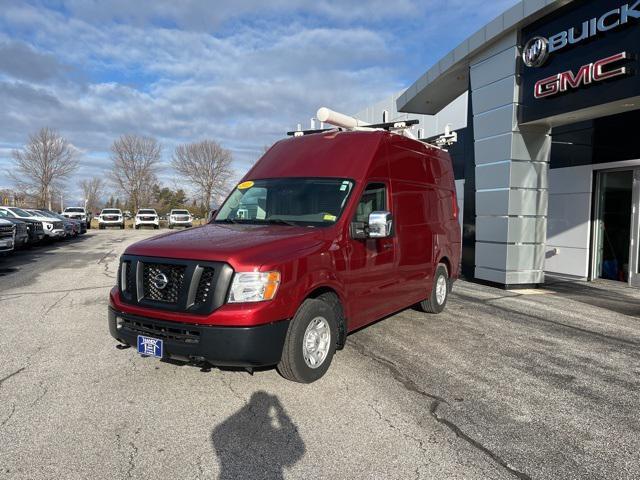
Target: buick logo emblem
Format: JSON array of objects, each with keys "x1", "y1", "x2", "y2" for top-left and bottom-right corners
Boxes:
[
  {"x1": 522, "y1": 36, "x2": 549, "y2": 68},
  {"x1": 151, "y1": 272, "x2": 169, "y2": 290}
]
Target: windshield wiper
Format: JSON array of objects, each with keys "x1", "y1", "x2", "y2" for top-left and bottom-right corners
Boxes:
[{"x1": 265, "y1": 218, "x2": 298, "y2": 226}]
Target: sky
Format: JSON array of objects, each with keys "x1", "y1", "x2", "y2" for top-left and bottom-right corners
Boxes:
[{"x1": 0, "y1": 0, "x2": 517, "y2": 204}]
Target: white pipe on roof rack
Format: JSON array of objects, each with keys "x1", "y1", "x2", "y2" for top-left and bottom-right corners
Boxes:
[{"x1": 316, "y1": 107, "x2": 370, "y2": 129}]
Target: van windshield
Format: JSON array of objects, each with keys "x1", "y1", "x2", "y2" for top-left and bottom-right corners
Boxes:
[{"x1": 215, "y1": 178, "x2": 354, "y2": 227}]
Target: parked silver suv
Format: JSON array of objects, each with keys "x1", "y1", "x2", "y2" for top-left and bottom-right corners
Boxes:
[{"x1": 0, "y1": 207, "x2": 65, "y2": 239}]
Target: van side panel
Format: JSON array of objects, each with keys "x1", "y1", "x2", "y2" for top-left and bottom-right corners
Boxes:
[
  {"x1": 387, "y1": 140, "x2": 436, "y2": 306},
  {"x1": 386, "y1": 137, "x2": 461, "y2": 303}
]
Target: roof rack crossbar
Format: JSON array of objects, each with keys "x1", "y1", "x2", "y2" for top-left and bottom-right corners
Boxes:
[
  {"x1": 364, "y1": 119, "x2": 420, "y2": 130},
  {"x1": 286, "y1": 128, "x2": 335, "y2": 137},
  {"x1": 286, "y1": 119, "x2": 420, "y2": 137}
]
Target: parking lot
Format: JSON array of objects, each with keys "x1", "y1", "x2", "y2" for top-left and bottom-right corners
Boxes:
[{"x1": 0, "y1": 228, "x2": 639, "y2": 480}]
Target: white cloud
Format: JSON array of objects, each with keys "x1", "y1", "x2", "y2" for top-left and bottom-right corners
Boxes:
[{"x1": 0, "y1": 0, "x2": 518, "y2": 204}]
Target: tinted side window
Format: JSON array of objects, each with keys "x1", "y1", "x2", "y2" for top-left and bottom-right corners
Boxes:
[{"x1": 354, "y1": 183, "x2": 386, "y2": 223}]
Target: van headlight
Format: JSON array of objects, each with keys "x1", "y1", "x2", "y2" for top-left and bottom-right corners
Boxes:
[{"x1": 228, "y1": 271, "x2": 281, "y2": 303}]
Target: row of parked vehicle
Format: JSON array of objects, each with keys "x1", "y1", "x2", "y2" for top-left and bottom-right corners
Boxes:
[
  {"x1": 97, "y1": 208, "x2": 193, "y2": 229},
  {"x1": 0, "y1": 206, "x2": 90, "y2": 255}
]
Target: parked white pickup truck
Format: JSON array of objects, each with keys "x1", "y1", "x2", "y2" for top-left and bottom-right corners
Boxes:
[
  {"x1": 135, "y1": 209, "x2": 159, "y2": 229},
  {"x1": 98, "y1": 209, "x2": 125, "y2": 229},
  {"x1": 168, "y1": 209, "x2": 193, "y2": 229},
  {"x1": 63, "y1": 206, "x2": 91, "y2": 229}
]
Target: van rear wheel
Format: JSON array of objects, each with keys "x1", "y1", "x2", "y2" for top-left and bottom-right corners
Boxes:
[
  {"x1": 277, "y1": 299, "x2": 337, "y2": 383},
  {"x1": 419, "y1": 264, "x2": 449, "y2": 314}
]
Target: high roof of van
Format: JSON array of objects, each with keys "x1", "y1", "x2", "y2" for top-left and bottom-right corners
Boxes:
[{"x1": 245, "y1": 130, "x2": 433, "y2": 182}]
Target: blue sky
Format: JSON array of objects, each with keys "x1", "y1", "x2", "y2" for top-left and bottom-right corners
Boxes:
[{"x1": 0, "y1": 0, "x2": 517, "y2": 203}]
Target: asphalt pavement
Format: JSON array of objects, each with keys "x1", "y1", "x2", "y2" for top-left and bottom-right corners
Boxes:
[{"x1": 0, "y1": 229, "x2": 638, "y2": 479}]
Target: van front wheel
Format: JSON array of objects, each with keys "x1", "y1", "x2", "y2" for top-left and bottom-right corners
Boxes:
[
  {"x1": 419, "y1": 264, "x2": 449, "y2": 314},
  {"x1": 277, "y1": 299, "x2": 337, "y2": 383}
]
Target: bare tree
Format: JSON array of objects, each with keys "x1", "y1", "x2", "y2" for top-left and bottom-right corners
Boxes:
[
  {"x1": 80, "y1": 177, "x2": 105, "y2": 213},
  {"x1": 108, "y1": 135, "x2": 160, "y2": 212},
  {"x1": 10, "y1": 128, "x2": 79, "y2": 209},
  {"x1": 171, "y1": 140, "x2": 234, "y2": 210}
]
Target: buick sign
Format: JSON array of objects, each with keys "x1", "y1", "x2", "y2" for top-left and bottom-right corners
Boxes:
[
  {"x1": 522, "y1": 36, "x2": 549, "y2": 67},
  {"x1": 522, "y1": 1, "x2": 639, "y2": 68}
]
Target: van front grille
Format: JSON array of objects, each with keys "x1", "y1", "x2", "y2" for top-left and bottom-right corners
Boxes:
[
  {"x1": 118, "y1": 255, "x2": 233, "y2": 315},
  {"x1": 195, "y1": 268, "x2": 216, "y2": 305},
  {"x1": 143, "y1": 263, "x2": 186, "y2": 303}
]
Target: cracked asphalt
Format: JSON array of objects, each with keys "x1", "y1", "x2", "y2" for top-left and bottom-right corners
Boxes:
[{"x1": 1, "y1": 229, "x2": 639, "y2": 479}]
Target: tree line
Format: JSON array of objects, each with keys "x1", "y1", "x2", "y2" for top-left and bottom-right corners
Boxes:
[{"x1": 8, "y1": 127, "x2": 235, "y2": 215}]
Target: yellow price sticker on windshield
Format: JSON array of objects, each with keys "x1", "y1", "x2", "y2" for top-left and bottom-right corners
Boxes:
[
  {"x1": 323, "y1": 214, "x2": 337, "y2": 222},
  {"x1": 237, "y1": 181, "x2": 254, "y2": 190}
]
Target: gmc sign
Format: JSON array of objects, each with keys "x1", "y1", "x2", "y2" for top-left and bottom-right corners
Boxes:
[{"x1": 534, "y1": 52, "x2": 630, "y2": 99}]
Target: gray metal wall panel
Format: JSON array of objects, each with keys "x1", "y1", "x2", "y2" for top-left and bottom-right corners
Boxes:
[
  {"x1": 475, "y1": 134, "x2": 513, "y2": 165},
  {"x1": 469, "y1": 47, "x2": 518, "y2": 90},
  {"x1": 472, "y1": 76, "x2": 518, "y2": 116},
  {"x1": 473, "y1": 104, "x2": 517, "y2": 139}
]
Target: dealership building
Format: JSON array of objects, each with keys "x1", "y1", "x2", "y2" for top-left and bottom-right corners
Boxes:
[{"x1": 351, "y1": 0, "x2": 640, "y2": 288}]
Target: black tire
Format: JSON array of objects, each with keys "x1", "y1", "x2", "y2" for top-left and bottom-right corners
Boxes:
[
  {"x1": 99, "y1": 225, "x2": 104, "y2": 230},
  {"x1": 135, "y1": 225, "x2": 139, "y2": 230},
  {"x1": 418, "y1": 264, "x2": 450, "y2": 314},
  {"x1": 154, "y1": 225, "x2": 159, "y2": 230},
  {"x1": 168, "y1": 225, "x2": 173, "y2": 229},
  {"x1": 277, "y1": 299, "x2": 337, "y2": 383},
  {"x1": 120, "y1": 224, "x2": 125, "y2": 230}
]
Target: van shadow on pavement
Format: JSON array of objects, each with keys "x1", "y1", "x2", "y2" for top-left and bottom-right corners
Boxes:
[{"x1": 211, "y1": 391, "x2": 305, "y2": 480}]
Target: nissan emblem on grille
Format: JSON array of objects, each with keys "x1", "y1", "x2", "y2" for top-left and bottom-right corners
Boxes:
[
  {"x1": 522, "y1": 36, "x2": 549, "y2": 68},
  {"x1": 151, "y1": 272, "x2": 169, "y2": 290}
]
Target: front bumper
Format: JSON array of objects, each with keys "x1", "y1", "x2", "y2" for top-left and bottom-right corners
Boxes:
[
  {"x1": 0, "y1": 237, "x2": 14, "y2": 252},
  {"x1": 100, "y1": 220, "x2": 124, "y2": 226},
  {"x1": 135, "y1": 220, "x2": 159, "y2": 226},
  {"x1": 44, "y1": 229, "x2": 65, "y2": 238},
  {"x1": 108, "y1": 307, "x2": 290, "y2": 367},
  {"x1": 169, "y1": 220, "x2": 192, "y2": 227}
]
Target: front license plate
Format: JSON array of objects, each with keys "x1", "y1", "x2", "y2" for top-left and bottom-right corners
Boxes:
[{"x1": 137, "y1": 335, "x2": 163, "y2": 358}]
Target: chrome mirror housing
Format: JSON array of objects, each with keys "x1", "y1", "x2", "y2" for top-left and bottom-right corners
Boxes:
[{"x1": 368, "y1": 211, "x2": 392, "y2": 238}]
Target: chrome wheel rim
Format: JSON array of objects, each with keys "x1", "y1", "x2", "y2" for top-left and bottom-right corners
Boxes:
[
  {"x1": 435, "y1": 276, "x2": 447, "y2": 305},
  {"x1": 302, "y1": 317, "x2": 331, "y2": 369}
]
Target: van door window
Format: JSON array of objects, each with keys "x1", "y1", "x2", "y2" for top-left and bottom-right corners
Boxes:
[{"x1": 354, "y1": 183, "x2": 387, "y2": 223}]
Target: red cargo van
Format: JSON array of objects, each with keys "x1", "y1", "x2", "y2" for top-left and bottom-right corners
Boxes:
[{"x1": 109, "y1": 129, "x2": 461, "y2": 383}]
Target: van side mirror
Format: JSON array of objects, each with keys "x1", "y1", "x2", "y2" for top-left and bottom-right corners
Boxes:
[
  {"x1": 368, "y1": 211, "x2": 392, "y2": 238},
  {"x1": 208, "y1": 209, "x2": 217, "y2": 223}
]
